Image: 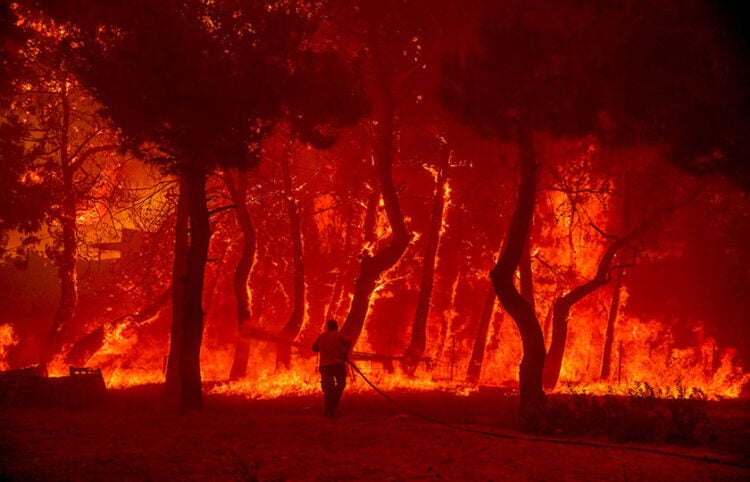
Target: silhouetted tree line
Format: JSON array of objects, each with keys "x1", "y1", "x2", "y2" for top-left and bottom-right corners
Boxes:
[{"x1": 1, "y1": 0, "x2": 748, "y2": 424}]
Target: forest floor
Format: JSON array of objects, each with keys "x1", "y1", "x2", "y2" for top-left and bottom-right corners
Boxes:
[{"x1": 1, "y1": 382, "x2": 748, "y2": 481}]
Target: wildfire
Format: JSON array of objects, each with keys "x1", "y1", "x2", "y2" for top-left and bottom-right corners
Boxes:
[
  {"x1": 29, "y1": 296, "x2": 748, "y2": 401},
  {"x1": 0, "y1": 324, "x2": 19, "y2": 371}
]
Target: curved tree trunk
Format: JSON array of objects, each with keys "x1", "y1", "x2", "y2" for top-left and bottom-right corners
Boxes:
[
  {"x1": 489, "y1": 123, "x2": 546, "y2": 426},
  {"x1": 542, "y1": 228, "x2": 641, "y2": 390},
  {"x1": 325, "y1": 201, "x2": 355, "y2": 322},
  {"x1": 340, "y1": 95, "x2": 410, "y2": 345},
  {"x1": 466, "y1": 284, "x2": 497, "y2": 382},
  {"x1": 600, "y1": 268, "x2": 624, "y2": 380},
  {"x1": 179, "y1": 167, "x2": 211, "y2": 410},
  {"x1": 519, "y1": 235, "x2": 536, "y2": 312},
  {"x1": 277, "y1": 151, "x2": 305, "y2": 369},
  {"x1": 224, "y1": 169, "x2": 257, "y2": 380},
  {"x1": 165, "y1": 178, "x2": 189, "y2": 400},
  {"x1": 402, "y1": 147, "x2": 450, "y2": 375},
  {"x1": 44, "y1": 81, "x2": 77, "y2": 365}
]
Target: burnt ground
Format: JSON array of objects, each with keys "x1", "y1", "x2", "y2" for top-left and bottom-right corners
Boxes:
[{"x1": 0, "y1": 384, "x2": 748, "y2": 481}]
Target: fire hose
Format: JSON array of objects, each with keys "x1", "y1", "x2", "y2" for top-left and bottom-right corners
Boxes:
[
  {"x1": 344, "y1": 359, "x2": 747, "y2": 469},
  {"x1": 250, "y1": 328, "x2": 747, "y2": 469}
]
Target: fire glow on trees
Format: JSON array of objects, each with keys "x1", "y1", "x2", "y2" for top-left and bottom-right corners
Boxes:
[{"x1": 1, "y1": 0, "x2": 749, "y2": 417}]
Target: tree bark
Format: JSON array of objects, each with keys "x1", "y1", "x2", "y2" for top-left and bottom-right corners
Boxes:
[
  {"x1": 277, "y1": 151, "x2": 306, "y2": 368},
  {"x1": 466, "y1": 284, "x2": 497, "y2": 382},
  {"x1": 224, "y1": 169, "x2": 257, "y2": 380},
  {"x1": 44, "y1": 80, "x2": 77, "y2": 365},
  {"x1": 600, "y1": 268, "x2": 624, "y2": 380},
  {"x1": 165, "y1": 178, "x2": 189, "y2": 400},
  {"x1": 325, "y1": 201, "x2": 355, "y2": 322},
  {"x1": 179, "y1": 167, "x2": 211, "y2": 410},
  {"x1": 362, "y1": 189, "x2": 380, "y2": 244},
  {"x1": 519, "y1": 235, "x2": 536, "y2": 312},
  {"x1": 489, "y1": 122, "x2": 546, "y2": 426},
  {"x1": 250, "y1": 244, "x2": 270, "y2": 327},
  {"x1": 402, "y1": 147, "x2": 450, "y2": 375}
]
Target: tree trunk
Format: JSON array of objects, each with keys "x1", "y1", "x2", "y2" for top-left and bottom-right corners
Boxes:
[
  {"x1": 402, "y1": 147, "x2": 450, "y2": 375},
  {"x1": 250, "y1": 245, "x2": 270, "y2": 326},
  {"x1": 600, "y1": 268, "x2": 624, "y2": 380},
  {"x1": 489, "y1": 122, "x2": 546, "y2": 426},
  {"x1": 466, "y1": 284, "x2": 497, "y2": 382},
  {"x1": 224, "y1": 169, "x2": 257, "y2": 380},
  {"x1": 165, "y1": 178, "x2": 189, "y2": 400},
  {"x1": 325, "y1": 201, "x2": 355, "y2": 322},
  {"x1": 179, "y1": 167, "x2": 211, "y2": 410},
  {"x1": 542, "y1": 228, "x2": 641, "y2": 390},
  {"x1": 340, "y1": 87, "x2": 410, "y2": 345},
  {"x1": 277, "y1": 151, "x2": 305, "y2": 369},
  {"x1": 520, "y1": 235, "x2": 536, "y2": 311},
  {"x1": 44, "y1": 81, "x2": 77, "y2": 365},
  {"x1": 362, "y1": 189, "x2": 380, "y2": 244}
]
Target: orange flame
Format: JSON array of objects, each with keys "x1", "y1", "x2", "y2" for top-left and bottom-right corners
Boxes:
[{"x1": 0, "y1": 324, "x2": 19, "y2": 371}]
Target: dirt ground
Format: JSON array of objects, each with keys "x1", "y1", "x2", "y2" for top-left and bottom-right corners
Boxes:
[{"x1": 1, "y1": 385, "x2": 748, "y2": 481}]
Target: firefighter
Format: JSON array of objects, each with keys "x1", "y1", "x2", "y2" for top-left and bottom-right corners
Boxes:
[{"x1": 312, "y1": 319, "x2": 351, "y2": 418}]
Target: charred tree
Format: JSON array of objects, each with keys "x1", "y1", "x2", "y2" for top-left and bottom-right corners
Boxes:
[
  {"x1": 402, "y1": 148, "x2": 450, "y2": 375},
  {"x1": 224, "y1": 169, "x2": 257, "y2": 380},
  {"x1": 489, "y1": 123, "x2": 547, "y2": 425},
  {"x1": 277, "y1": 151, "x2": 305, "y2": 369}
]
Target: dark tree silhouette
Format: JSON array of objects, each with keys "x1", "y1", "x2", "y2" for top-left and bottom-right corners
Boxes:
[
  {"x1": 225, "y1": 169, "x2": 256, "y2": 381},
  {"x1": 466, "y1": 283, "x2": 497, "y2": 382},
  {"x1": 276, "y1": 147, "x2": 305, "y2": 369},
  {"x1": 402, "y1": 146, "x2": 450, "y2": 375},
  {"x1": 40, "y1": 0, "x2": 333, "y2": 409},
  {"x1": 443, "y1": 0, "x2": 750, "y2": 424},
  {"x1": 542, "y1": 226, "x2": 643, "y2": 390},
  {"x1": 1, "y1": 8, "x2": 125, "y2": 364}
]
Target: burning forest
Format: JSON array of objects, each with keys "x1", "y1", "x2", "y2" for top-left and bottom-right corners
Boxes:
[{"x1": 1, "y1": 0, "x2": 749, "y2": 480}]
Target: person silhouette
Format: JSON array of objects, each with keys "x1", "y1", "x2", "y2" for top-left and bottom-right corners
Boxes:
[{"x1": 312, "y1": 319, "x2": 351, "y2": 418}]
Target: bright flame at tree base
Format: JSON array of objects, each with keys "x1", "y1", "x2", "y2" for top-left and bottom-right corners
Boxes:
[
  {"x1": 33, "y1": 307, "x2": 748, "y2": 402},
  {"x1": 43, "y1": 339, "x2": 747, "y2": 401}
]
